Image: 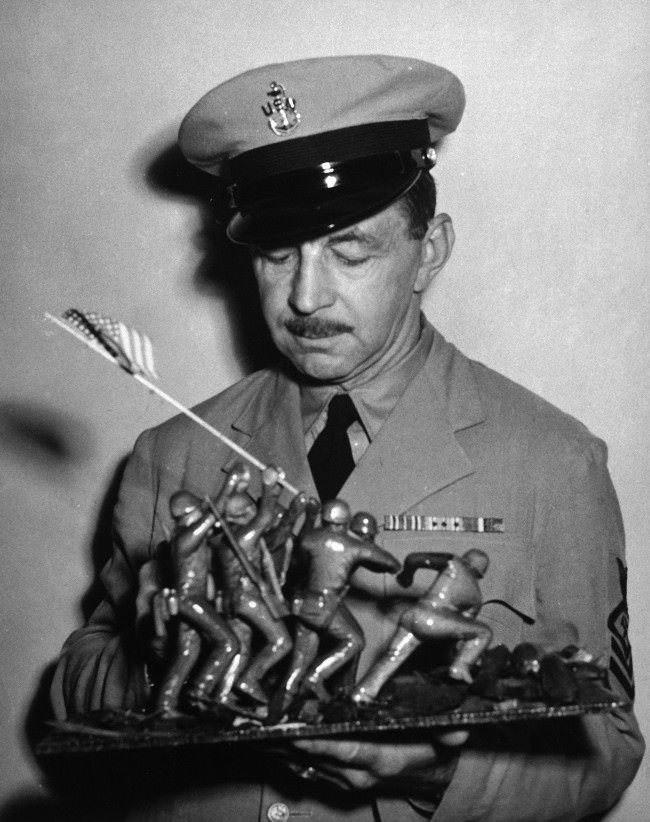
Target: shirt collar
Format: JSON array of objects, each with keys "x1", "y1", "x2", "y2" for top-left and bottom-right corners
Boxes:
[{"x1": 300, "y1": 315, "x2": 434, "y2": 440}]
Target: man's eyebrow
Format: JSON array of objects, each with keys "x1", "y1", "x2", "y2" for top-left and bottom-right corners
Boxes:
[{"x1": 327, "y1": 229, "x2": 382, "y2": 247}]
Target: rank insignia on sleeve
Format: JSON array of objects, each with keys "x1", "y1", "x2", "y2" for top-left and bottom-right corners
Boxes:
[
  {"x1": 608, "y1": 558, "x2": 635, "y2": 699},
  {"x1": 383, "y1": 515, "x2": 504, "y2": 534}
]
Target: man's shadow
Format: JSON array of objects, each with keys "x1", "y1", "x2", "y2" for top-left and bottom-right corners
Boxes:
[
  {"x1": 147, "y1": 141, "x2": 277, "y2": 375},
  {"x1": 18, "y1": 141, "x2": 281, "y2": 816}
]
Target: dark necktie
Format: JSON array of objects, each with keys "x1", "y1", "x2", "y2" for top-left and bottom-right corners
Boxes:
[{"x1": 308, "y1": 393, "x2": 360, "y2": 502}]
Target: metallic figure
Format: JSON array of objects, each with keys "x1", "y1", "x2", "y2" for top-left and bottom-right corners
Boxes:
[
  {"x1": 281, "y1": 500, "x2": 400, "y2": 708},
  {"x1": 214, "y1": 466, "x2": 293, "y2": 705},
  {"x1": 351, "y1": 548, "x2": 491, "y2": 703},
  {"x1": 153, "y1": 492, "x2": 240, "y2": 716}
]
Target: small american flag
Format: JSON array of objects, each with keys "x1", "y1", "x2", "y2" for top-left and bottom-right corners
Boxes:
[{"x1": 62, "y1": 308, "x2": 158, "y2": 380}]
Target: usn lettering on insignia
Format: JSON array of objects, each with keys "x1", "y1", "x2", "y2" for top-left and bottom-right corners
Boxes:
[
  {"x1": 383, "y1": 515, "x2": 504, "y2": 534},
  {"x1": 261, "y1": 81, "x2": 301, "y2": 135}
]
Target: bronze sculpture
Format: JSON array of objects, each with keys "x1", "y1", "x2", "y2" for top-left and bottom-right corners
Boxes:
[
  {"x1": 211, "y1": 465, "x2": 294, "y2": 706},
  {"x1": 280, "y1": 499, "x2": 400, "y2": 709},
  {"x1": 153, "y1": 491, "x2": 241, "y2": 715},
  {"x1": 351, "y1": 548, "x2": 492, "y2": 704},
  {"x1": 138, "y1": 459, "x2": 610, "y2": 730}
]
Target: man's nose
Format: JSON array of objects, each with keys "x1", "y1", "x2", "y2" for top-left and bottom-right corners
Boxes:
[{"x1": 288, "y1": 244, "x2": 334, "y2": 314}]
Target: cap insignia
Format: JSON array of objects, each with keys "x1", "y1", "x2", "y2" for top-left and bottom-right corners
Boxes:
[{"x1": 261, "y1": 81, "x2": 301, "y2": 136}]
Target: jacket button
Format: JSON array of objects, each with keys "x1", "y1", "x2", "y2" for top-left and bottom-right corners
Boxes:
[{"x1": 266, "y1": 802, "x2": 291, "y2": 822}]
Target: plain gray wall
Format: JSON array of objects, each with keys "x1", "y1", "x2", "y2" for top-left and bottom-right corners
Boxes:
[{"x1": 1, "y1": 1, "x2": 647, "y2": 818}]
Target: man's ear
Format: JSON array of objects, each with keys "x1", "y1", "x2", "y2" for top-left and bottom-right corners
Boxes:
[{"x1": 414, "y1": 213, "x2": 455, "y2": 293}]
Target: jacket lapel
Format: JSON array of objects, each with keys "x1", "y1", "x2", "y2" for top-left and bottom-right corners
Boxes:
[
  {"x1": 340, "y1": 332, "x2": 485, "y2": 515},
  {"x1": 228, "y1": 369, "x2": 317, "y2": 503}
]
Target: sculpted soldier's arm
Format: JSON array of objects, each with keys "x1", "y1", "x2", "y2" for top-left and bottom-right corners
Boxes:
[
  {"x1": 263, "y1": 490, "x2": 308, "y2": 554},
  {"x1": 234, "y1": 466, "x2": 283, "y2": 555},
  {"x1": 396, "y1": 551, "x2": 454, "y2": 588},
  {"x1": 50, "y1": 429, "x2": 163, "y2": 718},
  {"x1": 356, "y1": 542, "x2": 402, "y2": 574}
]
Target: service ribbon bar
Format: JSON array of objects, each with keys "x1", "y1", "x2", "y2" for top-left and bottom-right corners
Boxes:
[{"x1": 384, "y1": 515, "x2": 504, "y2": 534}]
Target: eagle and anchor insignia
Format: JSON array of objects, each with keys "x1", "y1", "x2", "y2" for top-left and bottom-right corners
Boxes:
[{"x1": 261, "y1": 81, "x2": 301, "y2": 135}]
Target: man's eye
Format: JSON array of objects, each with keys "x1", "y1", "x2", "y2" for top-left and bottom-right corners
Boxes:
[
  {"x1": 256, "y1": 249, "x2": 294, "y2": 265},
  {"x1": 332, "y1": 250, "x2": 369, "y2": 267},
  {"x1": 263, "y1": 253, "x2": 291, "y2": 264}
]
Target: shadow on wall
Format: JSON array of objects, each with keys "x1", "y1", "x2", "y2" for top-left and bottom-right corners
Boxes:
[
  {"x1": 144, "y1": 141, "x2": 277, "y2": 375},
  {"x1": 80, "y1": 455, "x2": 130, "y2": 621},
  {"x1": 0, "y1": 394, "x2": 128, "y2": 639},
  {"x1": 0, "y1": 400, "x2": 94, "y2": 478},
  {"x1": 0, "y1": 402, "x2": 129, "y2": 817},
  {"x1": 16, "y1": 138, "x2": 282, "y2": 818}
]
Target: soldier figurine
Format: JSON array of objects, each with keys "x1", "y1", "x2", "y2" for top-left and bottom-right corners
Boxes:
[
  {"x1": 351, "y1": 548, "x2": 492, "y2": 704},
  {"x1": 213, "y1": 466, "x2": 293, "y2": 705},
  {"x1": 153, "y1": 491, "x2": 240, "y2": 716},
  {"x1": 280, "y1": 500, "x2": 400, "y2": 709}
]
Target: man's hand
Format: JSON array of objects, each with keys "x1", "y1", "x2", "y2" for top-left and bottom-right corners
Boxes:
[{"x1": 288, "y1": 730, "x2": 468, "y2": 795}]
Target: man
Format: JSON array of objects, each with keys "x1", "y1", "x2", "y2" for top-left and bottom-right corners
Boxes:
[{"x1": 51, "y1": 55, "x2": 644, "y2": 821}]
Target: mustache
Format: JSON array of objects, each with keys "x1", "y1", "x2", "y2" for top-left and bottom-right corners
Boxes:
[{"x1": 284, "y1": 317, "x2": 353, "y2": 339}]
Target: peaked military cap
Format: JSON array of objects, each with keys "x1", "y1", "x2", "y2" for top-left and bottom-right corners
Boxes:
[{"x1": 178, "y1": 55, "x2": 465, "y2": 245}]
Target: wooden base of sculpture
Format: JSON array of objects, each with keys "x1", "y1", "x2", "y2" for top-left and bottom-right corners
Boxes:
[{"x1": 37, "y1": 666, "x2": 624, "y2": 758}]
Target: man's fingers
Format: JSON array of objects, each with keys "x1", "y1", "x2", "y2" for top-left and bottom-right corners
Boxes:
[
  {"x1": 290, "y1": 737, "x2": 439, "y2": 778},
  {"x1": 436, "y1": 729, "x2": 470, "y2": 747},
  {"x1": 315, "y1": 763, "x2": 377, "y2": 791},
  {"x1": 287, "y1": 737, "x2": 447, "y2": 792},
  {"x1": 291, "y1": 738, "x2": 362, "y2": 764}
]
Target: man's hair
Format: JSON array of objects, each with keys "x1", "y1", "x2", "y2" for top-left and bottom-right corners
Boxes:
[{"x1": 400, "y1": 172, "x2": 437, "y2": 240}]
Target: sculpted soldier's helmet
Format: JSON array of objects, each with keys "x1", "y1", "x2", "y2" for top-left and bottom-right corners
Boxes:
[
  {"x1": 321, "y1": 499, "x2": 351, "y2": 526},
  {"x1": 227, "y1": 461, "x2": 252, "y2": 493},
  {"x1": 224, "y1": 493, "x2": 257, "y2": 525},
  {"x1": 350, "y1": 511, "x2": 378, "y2": 539},
  {"x1": 178, "y1": 55, "x2": 464, "y2": 245},
  {"x1": 169, "y1": 490, "x2": 204, "y2": 525},
  {"x1": 462, "y1": 548, "x2": 489, "y2": 579}
]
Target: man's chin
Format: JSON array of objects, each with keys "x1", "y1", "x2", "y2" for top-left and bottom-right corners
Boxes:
[{"x1": 286, "y1": 350, "x2": 353, "y2": 382}]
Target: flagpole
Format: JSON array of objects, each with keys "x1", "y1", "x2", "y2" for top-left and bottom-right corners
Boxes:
[{"x1": 44, "y1": 313, "x2": 300, "y2": 496}]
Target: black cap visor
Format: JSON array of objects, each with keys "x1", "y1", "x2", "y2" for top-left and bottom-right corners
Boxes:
[{"x1": 227, "y1": 150, "x2": 428, "y2": 246}]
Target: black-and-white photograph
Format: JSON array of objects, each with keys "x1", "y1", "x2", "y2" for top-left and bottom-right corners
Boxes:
[{"x1": 0, "y1": 3, "x2": 646, "y2": 820}]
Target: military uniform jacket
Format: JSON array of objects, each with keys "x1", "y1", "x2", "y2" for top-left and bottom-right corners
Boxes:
[{"x1": 52, "y1": 328, "x2": 644, "y2": 822}]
